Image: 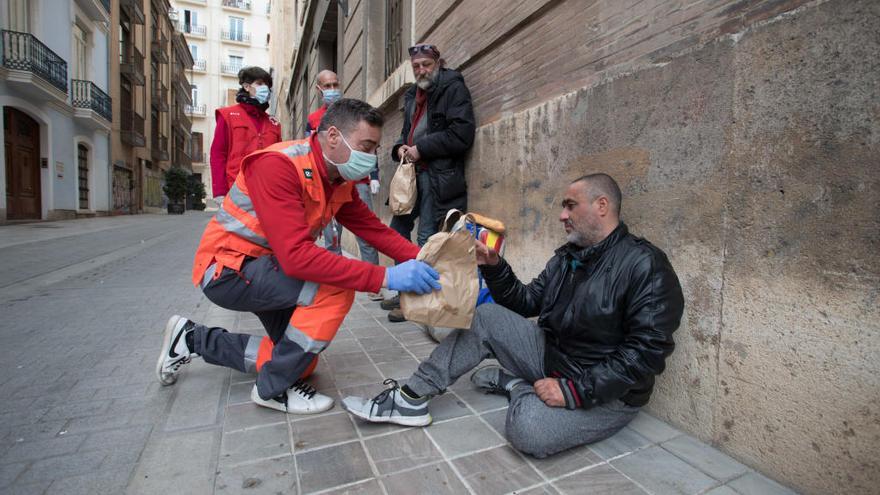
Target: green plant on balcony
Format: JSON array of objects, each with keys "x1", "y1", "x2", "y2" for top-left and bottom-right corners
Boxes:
[{"x1": 162, "y1": 166, "x2": 189, "y2": 214}]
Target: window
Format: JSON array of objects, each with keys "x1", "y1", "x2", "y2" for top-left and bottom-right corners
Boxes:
[
  {"x1": 226, "y1": 88, "x2": 238, "y2": 106},
  {"x1": 228, "y1": 54, "x2": 243, "y2": 70},
  {"x1": 228, "y1": 16, "x2": 244, "y2": 41},
  {"x1": 191, "y1": 84, "x2": 199, "y2": 106},
  {"x1": 119, "y1": 21, "x2": 131, "y2": 64},
  {"x1": 384, "y1": 0, "x2": 403, "y2": 78},
  {"x1": 184, "y1": 9, "x2": 199, "y2": 31},
  {"x1": 5, "y1": 0, "x2": 29, "y2": 32},
  {"x1": 189, "y1": 43, "x2": 199, "y2": 60},
  {"x1": 78, "y1": 144, "x2": 89, "y2": 210},
  {"x1": 73, "y1": 23, "x2": 88, "y2": 80}
]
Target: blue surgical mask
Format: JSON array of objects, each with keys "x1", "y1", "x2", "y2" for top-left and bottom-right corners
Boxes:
[
  {"x1": 322, "y1": 88, "x2": 341, "y2": 105},
  {"x1": 324, "y1": 130, "x2": 377, "y2": 181},
  {"x1": 253, "y1": 84, "x2": 271, "y2": 104}
]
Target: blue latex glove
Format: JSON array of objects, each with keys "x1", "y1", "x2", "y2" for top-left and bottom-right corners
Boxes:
[{"x1": 386, "y1": 260, "x2": 442, "y2": 294}]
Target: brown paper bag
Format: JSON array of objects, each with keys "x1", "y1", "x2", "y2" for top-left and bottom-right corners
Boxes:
[
  {"x1": 401, "y1": 210, "x2": 479, "y2": 329},
  {"x1": 388, "y1": 157, "x2": 417, "y2": 215}
]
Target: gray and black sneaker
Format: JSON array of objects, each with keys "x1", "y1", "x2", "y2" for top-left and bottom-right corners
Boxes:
[
  {"x1": 470, "y1": 366, "x2": 525, "y2": 396},
  {"x1": 341, "y1": 379, "x2": 431, "y2": 427},
  {"x1": 380, "y1": 295, "x2": 401, "y2": 311}
]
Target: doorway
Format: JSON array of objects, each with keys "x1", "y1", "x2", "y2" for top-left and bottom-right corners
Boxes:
[{"x1": 4, "y1": 106, "x2": 41, "y2": 220}]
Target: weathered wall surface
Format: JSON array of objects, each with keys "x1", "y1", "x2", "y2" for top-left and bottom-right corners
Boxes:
[
  {"x1": 370, "y1": 1, "x2": 877, "y2": 494},
  {"x1": 322, "y1": 0, "x2": 880, "y2": 492}
]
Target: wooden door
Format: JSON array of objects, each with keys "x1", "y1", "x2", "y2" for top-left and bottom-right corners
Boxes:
[{"x1": 4, "y1": 107, "x2": 41, "y2": 220}]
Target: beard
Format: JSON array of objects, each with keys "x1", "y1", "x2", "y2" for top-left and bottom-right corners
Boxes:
[
  {"x1": 416, "y1": 68, "x2": 440, "y2": 90},
  {"x1": 565, "y1": 220, "x2": 603, "y2": 247}
]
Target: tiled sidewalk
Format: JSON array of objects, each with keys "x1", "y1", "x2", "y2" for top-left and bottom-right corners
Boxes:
[{"x1": 147, "y1": 293, "x2": 798, "y2": 495}]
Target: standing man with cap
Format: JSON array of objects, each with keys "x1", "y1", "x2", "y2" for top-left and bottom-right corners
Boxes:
[
  {"x1": 382, "y1": 44, "x2": 476, "y2": 321},
  {"x1": 210, "y1": 66, "x2": 282, "y2": 203},
  {"x1": 311, "y1": 70, "x2": 383, "y2": 301}
]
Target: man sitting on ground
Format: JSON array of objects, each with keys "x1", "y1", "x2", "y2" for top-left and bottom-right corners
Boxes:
[{"x1": 342, "y1": 173, "x2": 684, "y2": 458}]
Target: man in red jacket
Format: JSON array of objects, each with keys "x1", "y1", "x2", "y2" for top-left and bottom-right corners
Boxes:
[
  {"x1": 308, "y1": 71, "x2": 384, "y2": 300},
  {"x1": 156, "y1": 99, "x2": 442, "y2": 415},
  {"x1": 305, "y1": 70, "x2": 341, "y2": 136},
  {"x1": 210, "y1": 66, "x2": 281, "y2": 203}
]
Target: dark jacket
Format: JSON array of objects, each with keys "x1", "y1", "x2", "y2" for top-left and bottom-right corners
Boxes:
[
  {"x1": 391, "y1": 68, "x2": 476, "y2": 224},
  {"x1": 480, "y1": 223, "x2": 684, "y2": 410}
]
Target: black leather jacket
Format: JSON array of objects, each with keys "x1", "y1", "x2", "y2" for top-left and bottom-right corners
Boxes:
[
  {"x1": 391, "y1": 68, "x2": 476, "y2": 226},
  {"x1": 480, "y1": 223, "x2": 684, "y2": 409}
]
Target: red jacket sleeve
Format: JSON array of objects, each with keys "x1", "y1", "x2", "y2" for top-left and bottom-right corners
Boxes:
[
  {"x1": 243, "y1": 154, "x2": 389, "y2": 292},
  {"x1": 335, "y1": 197, "x2": 420, "y2": 263},
  {"x1": 210, "y1": 113, "x2": 229, "y2": 197}
]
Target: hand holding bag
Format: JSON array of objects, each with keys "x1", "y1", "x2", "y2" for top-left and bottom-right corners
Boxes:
[
  {"x1": 388, "y1": 156, "x2": 417, "y2": 215},
  {"x1": 401, "y1": 209, "x2": 479, "y2": 329}
]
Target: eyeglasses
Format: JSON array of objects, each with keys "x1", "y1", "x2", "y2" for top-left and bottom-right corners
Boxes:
[{"x1": 408, "y1": 44, "x2": 437, "y2": 57}]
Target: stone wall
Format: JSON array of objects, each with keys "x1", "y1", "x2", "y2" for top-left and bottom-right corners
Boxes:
[{"x1": 365, "y1": 1, "x2": 879, "y2": 493}]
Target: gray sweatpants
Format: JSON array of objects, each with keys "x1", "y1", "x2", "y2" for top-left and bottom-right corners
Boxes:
[{"x1": 405, "y1": 303, "x2": 640, "y2": 458}]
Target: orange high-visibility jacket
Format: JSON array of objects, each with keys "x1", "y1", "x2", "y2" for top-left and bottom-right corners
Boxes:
[
  {"x1": 216, "y1": 104, "x2": 282, "y2": 190},
  {"x1": 192, "y1": 140, "x2": 354, "y2": 287}
]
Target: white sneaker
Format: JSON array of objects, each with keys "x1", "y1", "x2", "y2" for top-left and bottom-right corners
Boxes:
[
  {"x1": 156, "y1": 315, "x2": 196, "y2": 386},
  {"x1": 250, "y1": 381, "x2": 334, "y2": 414}
]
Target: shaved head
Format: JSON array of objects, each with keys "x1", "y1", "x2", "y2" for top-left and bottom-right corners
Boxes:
[
  {"x1": 571, "y1": 173, "x2": 622, "y2": 217},
  {"x1": 317, "y1": 70, "x2": 338, "y2": 88}
]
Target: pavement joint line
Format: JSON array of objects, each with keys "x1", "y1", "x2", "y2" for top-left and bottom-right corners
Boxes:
[
  {"x1": 0, "y1": 228, "x2": 179, "y2": 296},
  {"x1": 219, "y1": 451, "x2": 293, "y2": 469},
  {"x1": 307, "y1": 476, "x2": 379, "y2": 495},
  {"x1": 291, "y1": 436, "x2": 361, "y2": 455},
  {"x1": 608, "y1": 461, "x2": 658, "y2": 495}
]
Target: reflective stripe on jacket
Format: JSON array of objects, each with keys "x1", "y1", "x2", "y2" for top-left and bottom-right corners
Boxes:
[{"x1": 192, "y1": 139, "x2": 354, "y2": 286}]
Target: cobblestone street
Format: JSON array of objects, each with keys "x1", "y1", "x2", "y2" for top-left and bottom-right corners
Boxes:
[{"x1": 0, "y1": 214, "x2": 798, "y2": 494}]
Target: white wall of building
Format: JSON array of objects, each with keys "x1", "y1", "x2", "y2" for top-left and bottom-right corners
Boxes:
[
  {"x1": 171, "y1": 0, "x2": 272, "y2": 199},
  {"x1": 0, "y1": 0, "x2": 112, "y2": 220}
]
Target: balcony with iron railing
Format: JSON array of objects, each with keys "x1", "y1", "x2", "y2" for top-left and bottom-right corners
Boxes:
[
  {"x1": 174, "y1": 105, "x2": 192, "y2": 131},
  {"x1": 191, "y1": 147, "x2": 205, "y2": 163},
  {"x1": 151, "y1": 32, "x2": 168, "y2": 63},
  {"x1": 120, "y1": 45, "x2": 146, "y2": 85},
  {"x1": 221, "y1": 30, "x2": 251, "y2": 45},
  {"x1": 222, "y1": 0, "x2": 252, "y2": 11},
  {"x1": 71, "y1": 80, "x2": 112, "y2": 129},
  {"x1": 151, "y1": 81, "x2": 169, "y2": 111},
  {"x1": 121, "y1": 109, "x2": 146, "y2": 147},
  {"x1": 172, "y1": 71, "x2": 192, "y2": 104},
  {"x1": 186, "y1": 103, "x2": 207, "y2": 118},
  {"x1": 0, "y1": 30, "x2": 68, "y2": 100},
  {"x1": 152, "y1": 134, "x2": 169, "y2": 162},
  {"x1": 220, "y1": 62, "x2": 242, "y2": 76},
  {"x1": 120, "y1": 0, "x2": 146, "y2": 24},
  {"x1": 175, "y1": 145, "x2": 192, "y2": 170},
  {"x1": 177, "y1": 22, "x2": 206, "y2": 38},
  {"x1": 192, "y1": 59, "x2": 207, "y2": 72}
]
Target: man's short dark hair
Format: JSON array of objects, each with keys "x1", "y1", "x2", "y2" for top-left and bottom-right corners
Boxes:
[
  {"x1": 318, "y1": 98, "x2": 384, "y2": 133},
  {"x1": 238, "y1": 66, "x2": 273, "y2": 88},
  {"x1": 572, "y1": 173, "x2": 622, "y2": 215}
]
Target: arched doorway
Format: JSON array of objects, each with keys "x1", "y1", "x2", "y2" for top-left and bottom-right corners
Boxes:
[{"x1": 4, "y1": 107, "x2": 41, "y2": 220}]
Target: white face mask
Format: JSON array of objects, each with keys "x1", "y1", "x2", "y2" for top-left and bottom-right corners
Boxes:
[
  {"x1": 323, "y1": 130, "x2": 377, "y2": 181},
  {"x1": 252, "y1": 84, "x2": 271, "y2": 104}
]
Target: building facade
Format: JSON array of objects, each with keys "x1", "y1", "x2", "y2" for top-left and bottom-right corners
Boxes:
[
  {"x1": 170, "y1": 0, "x2": 272, "y2": 200},
  {"x1": 109, "y1": 0, "x2": 194, "y2": 214},
  {"x1": 276, "y1": 1, "x2": 880, "y2": 494},
  {"x1": 1, "y1": 0, "x2": 113, "y2": 222}
]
